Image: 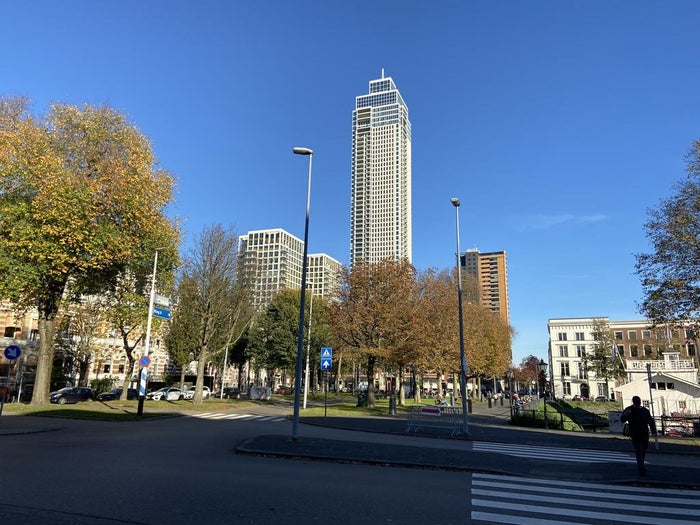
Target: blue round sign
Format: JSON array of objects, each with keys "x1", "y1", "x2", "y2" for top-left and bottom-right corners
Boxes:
[
  {"x1": 139, "y1": 355, "x2": 151, "y2": 367},
  {"x1": 4, "y1": 345, "x2": 21, "y2": 360}
]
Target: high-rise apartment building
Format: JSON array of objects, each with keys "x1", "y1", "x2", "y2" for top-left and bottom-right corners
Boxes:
[
  {"x1": 350, "y1": 71, "x2": 412, "y2": 266},
  {"x1": 238, "y1": 228, "x2": 341, "y2": 309},
  {"x1": 461, "y1": 248, "x2": 510, "y2": 324}
]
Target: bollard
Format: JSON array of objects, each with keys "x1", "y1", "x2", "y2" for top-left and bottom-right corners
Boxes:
[
  {"x1": 467, "y1": 399, "x2": 473, "y2": 413},
  {"x1": 500, "y1": 396, "x2": 504, "y2": 406},
  {"x1": 488, "y1": 397, "x2": 492, "y2": 408},
  {"x1": 388, "y1": 395, "x2": 397, "y2": 415}
]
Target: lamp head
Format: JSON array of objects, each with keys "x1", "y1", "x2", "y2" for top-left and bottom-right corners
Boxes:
[
  {"x1": 537, "y1": 359, "x2": 548, "y2": 374},
  {"x1": 450, "y1": 197, "x2": 460, "y2": 207},
  {"x1": 293, "y1": 147, "x2": 313, "y2": 156}
]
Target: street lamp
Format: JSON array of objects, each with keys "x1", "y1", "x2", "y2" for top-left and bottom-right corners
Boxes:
[
  {"x1": 451, "y1": 197, "x2": 469, "y2": 436},
  {"x1": 538, "y1": 358, "x2": 548, "y2": 428},
  {"x1": 292, "y1": 146, "x2": 313, "y2": 441},
  {"x1": 507, "y1": 369, "x2": 514, "y2": 407},
  {"x1": 137, "y1": 247, "x2": 166, "y2": 416}
]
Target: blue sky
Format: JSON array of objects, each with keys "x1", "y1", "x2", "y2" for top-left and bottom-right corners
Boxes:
[{"x1": 3, "y1": 1, "x2": 699, "y2": 365}]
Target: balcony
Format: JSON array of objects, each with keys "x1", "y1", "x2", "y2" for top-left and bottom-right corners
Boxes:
[{"x1": 626, "y1": 359, "x2": 696, "y2": 371}]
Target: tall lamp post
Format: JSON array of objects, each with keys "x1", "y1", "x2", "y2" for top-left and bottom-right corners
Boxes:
[
  {"x1": 292, "y1": 146, "x2": 313, "y2": 441},
  {"x1": 450, "y1": 197, "x2": 469, "y2": 436},
  {"x1": 137, "y1": 248, "x2": 164, "y2": 416},
  {"x1": 538, "y1": 358, "x2": 548, "y2": 428}
]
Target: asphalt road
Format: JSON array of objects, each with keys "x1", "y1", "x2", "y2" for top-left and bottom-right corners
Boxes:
[
  {"x1": 2, "y1": 401, "x2": 700, "y2": 524},
  {"x1": 0, "y1": 413, "x2": 472, "y2": 524}
]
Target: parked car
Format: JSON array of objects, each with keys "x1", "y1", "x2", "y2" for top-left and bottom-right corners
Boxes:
[
  {"x1": 221, "y1": 387, "x2": 240, "y2": 399},
  {"x1": 274, "y1": 385, "x2": 293, "y2": 395},
  {"x1": 595, "y1": 396, "x2": 609, "y2": 402},
  {"x1": 96, "y1": 388, "x2": 138, "y2": 401},
  {"x1": 146, "y1": 387, "x2": 184, "y2": 401},
  {"x1": 50, "y1": 387, "x2": 96, "y2": 405},
  {"x1": 183, "y1": 386, "x2": 211, "y2": 400}
]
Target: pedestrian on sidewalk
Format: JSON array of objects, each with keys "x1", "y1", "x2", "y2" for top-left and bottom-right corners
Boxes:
[{"x1": 621, "y1": 395, "x2": 657, "y2": 476}]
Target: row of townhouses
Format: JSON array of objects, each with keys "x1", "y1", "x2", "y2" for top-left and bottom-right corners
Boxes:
[{"x1": 548, "y1": 317, "x2": 700, "y2": 415}]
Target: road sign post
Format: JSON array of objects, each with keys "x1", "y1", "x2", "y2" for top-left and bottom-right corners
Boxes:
[{"x1": 320, "y1": 348, "x2": 332, "y2": 417}]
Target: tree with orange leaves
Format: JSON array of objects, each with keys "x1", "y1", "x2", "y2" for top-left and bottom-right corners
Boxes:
[{"x1": 0, "y1": 97, "x2": 178, "y2": 404}]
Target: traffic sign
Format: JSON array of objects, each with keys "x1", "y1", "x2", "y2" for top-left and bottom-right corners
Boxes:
[
  {"x1": 321, "y1": 347, "x2": 332, "y2": 358},
  {"x1": 154, "y1": 294, "x2": 171, "y2": 307},
  {"x1": 4, "y1": 345, "x2": 21, "y2": 360},
  {"x1": 139, "y1": 356, "x2": 151, "y2": 368},
  {"x1": 321, "y1": 358, "x2": 332, "y2": 370},
  {"x1": 153, "y1": 306, "x2": 171, "y2": 320}
]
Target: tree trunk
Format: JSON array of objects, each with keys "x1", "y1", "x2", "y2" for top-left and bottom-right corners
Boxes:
[
  {"x1": 31, "y1": 296, "x2": 61, "y2": 405},
  {"x1": 398, "y1": 366, "x2": 405, "y2": 406},
  {"x1": 335, "y1": 352, "x2": 343, "y2": 392},
  {"x1": 121, "y1": 359, "x2": 137, "y2": 400},
  {"x1": 193, "y1": 349, "x2": 209, "y2": 405},
  {"x1": 366, "y1": 355, "x2": 376, "y2": 408}
]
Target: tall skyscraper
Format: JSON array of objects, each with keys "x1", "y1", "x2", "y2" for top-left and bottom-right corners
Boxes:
[
  {"x1": 462, "y1": 248, "x2": 510, "y2": 324},
  {"x1": 350, "y1": 70, "x2": 412, "y2": 266}
]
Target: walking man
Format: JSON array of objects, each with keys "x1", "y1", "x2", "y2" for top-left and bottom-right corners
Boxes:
[{"x1": 621, "y1": 395, "x2": 657, "y2": 475}]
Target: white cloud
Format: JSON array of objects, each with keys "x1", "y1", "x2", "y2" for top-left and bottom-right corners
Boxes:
[{"x1": 516, "y1": 213, "x2": 608, "y2": 231}]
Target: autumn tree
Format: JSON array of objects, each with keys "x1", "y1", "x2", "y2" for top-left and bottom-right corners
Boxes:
[
  {"x1": 0, "y1": 98, "x2": 178, "y2": 404},
  {"x1": 584, "y1": 318, "x2": 625, "y2": 395},
  {"x1": 414, "y1": 269, "x2": 459, "y2": 402},
  {"x1": 330, "y1": 259, "x2": 417, "y2": 408},
  {"x1": 170, "y1": 225, "x2": 253, "y2": 405},
  {"x1": 636, "y1": 140, "x2": 700, "y2": 327},
  {"x1": 514, "y1": 355, "x2": 541, "y2": 391}
]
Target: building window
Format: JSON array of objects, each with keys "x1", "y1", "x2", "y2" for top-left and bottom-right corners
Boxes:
[
  {"x1": 614, "y1": 331, "x2": 623, "y2": 340},
  {"x1": 563, "y1": 382, "x2": 571, "y2": 395},
  {"x1": 644, "y1": 345, "x2": 653, "y2": 356},
  {"x1": 688, "y1": 344, "x2": 696, "y2": 357},
  {"x1": 558, "y1": 333, "x2": 567, "y2": 341},
  {"x1": 667, "y1": 383, "x2": 675, "y2": 390},
  {"x1": 679, "y1": 400, "x2": 687, "y2": 410},
  {"x1": 630, "y1": 345, "x2": 639, "y2": 357},
  {"x1": 576, "y1": 345, "x2": 585, "y2": 357},
  {"x1": 3, "y1": 326, "x2": 18, "y2": 338},
  {"x1": 598, "y1": 384, "x2": 607, "y2": 397},
  {"x1": 575, "y1": 332, "x2": 585, "y2": 341},
  {"x1": 560, "y1": 362, "x2": 570, "y2": 376},
  {"x1": 103, "y1": 364, "x2": 111, "y2": 373},
  {"x1": 617, "y1": 345, "x2": 624, "y2": 356},
  {"x1": 558, "y1": 345, "x2": 569, "y2": 357},
  {"x1": 628, "y1": 331, "x2": 637, "y2": 340},
  {"x1": 642, "y1": 330, "x2": 651, "y2": 340}
]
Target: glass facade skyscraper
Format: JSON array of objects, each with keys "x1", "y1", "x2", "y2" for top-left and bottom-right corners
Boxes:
[{"x1": 350, "y1": 71, "x2": 412, "y2": 266}]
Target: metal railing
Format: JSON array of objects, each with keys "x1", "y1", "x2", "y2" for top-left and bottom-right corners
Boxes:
[{"x1": 406, "y1": 406, "x2": 465, "y2": 436}]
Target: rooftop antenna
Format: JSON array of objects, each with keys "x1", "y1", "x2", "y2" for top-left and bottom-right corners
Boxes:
[{"x1": 381, "y1": 68, "x2": 385, "y2": 78}]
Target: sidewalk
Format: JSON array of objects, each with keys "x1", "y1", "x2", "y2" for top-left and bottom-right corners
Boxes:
[{"x1": 236, "y1": 401, "x2": 700, "y2": 488}]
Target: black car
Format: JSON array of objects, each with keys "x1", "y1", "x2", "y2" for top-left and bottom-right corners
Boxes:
[
  {"x1": 50, "y1": 387, "x2": 96, "y2": 405},
  {"x1": 96, "y1": 388, "x2": 139, "y2": 401}
]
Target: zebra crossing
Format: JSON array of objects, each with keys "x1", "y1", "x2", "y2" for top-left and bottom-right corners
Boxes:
[
  {"x1": 470, "y1": 473, "x2": 700, "y2": 524},
  {"x1": 190, "y1": 412, "x2": 286, "y2": 422},
  {"x1": 472, "y1": 441, "x2": 635, "y2": 463}
]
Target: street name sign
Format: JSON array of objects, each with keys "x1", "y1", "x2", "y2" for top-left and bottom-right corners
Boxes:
[{"x1": 153, "y1": 306, "x2": 171, "y2": 320}]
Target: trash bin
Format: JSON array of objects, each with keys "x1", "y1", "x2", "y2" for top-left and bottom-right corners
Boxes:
[
  {"x1": 388, "y1": 395, "x2": 397, "y2": 415},
  {"x1": 357, "y1": 393, "x2": 368, "y2": 407}
]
